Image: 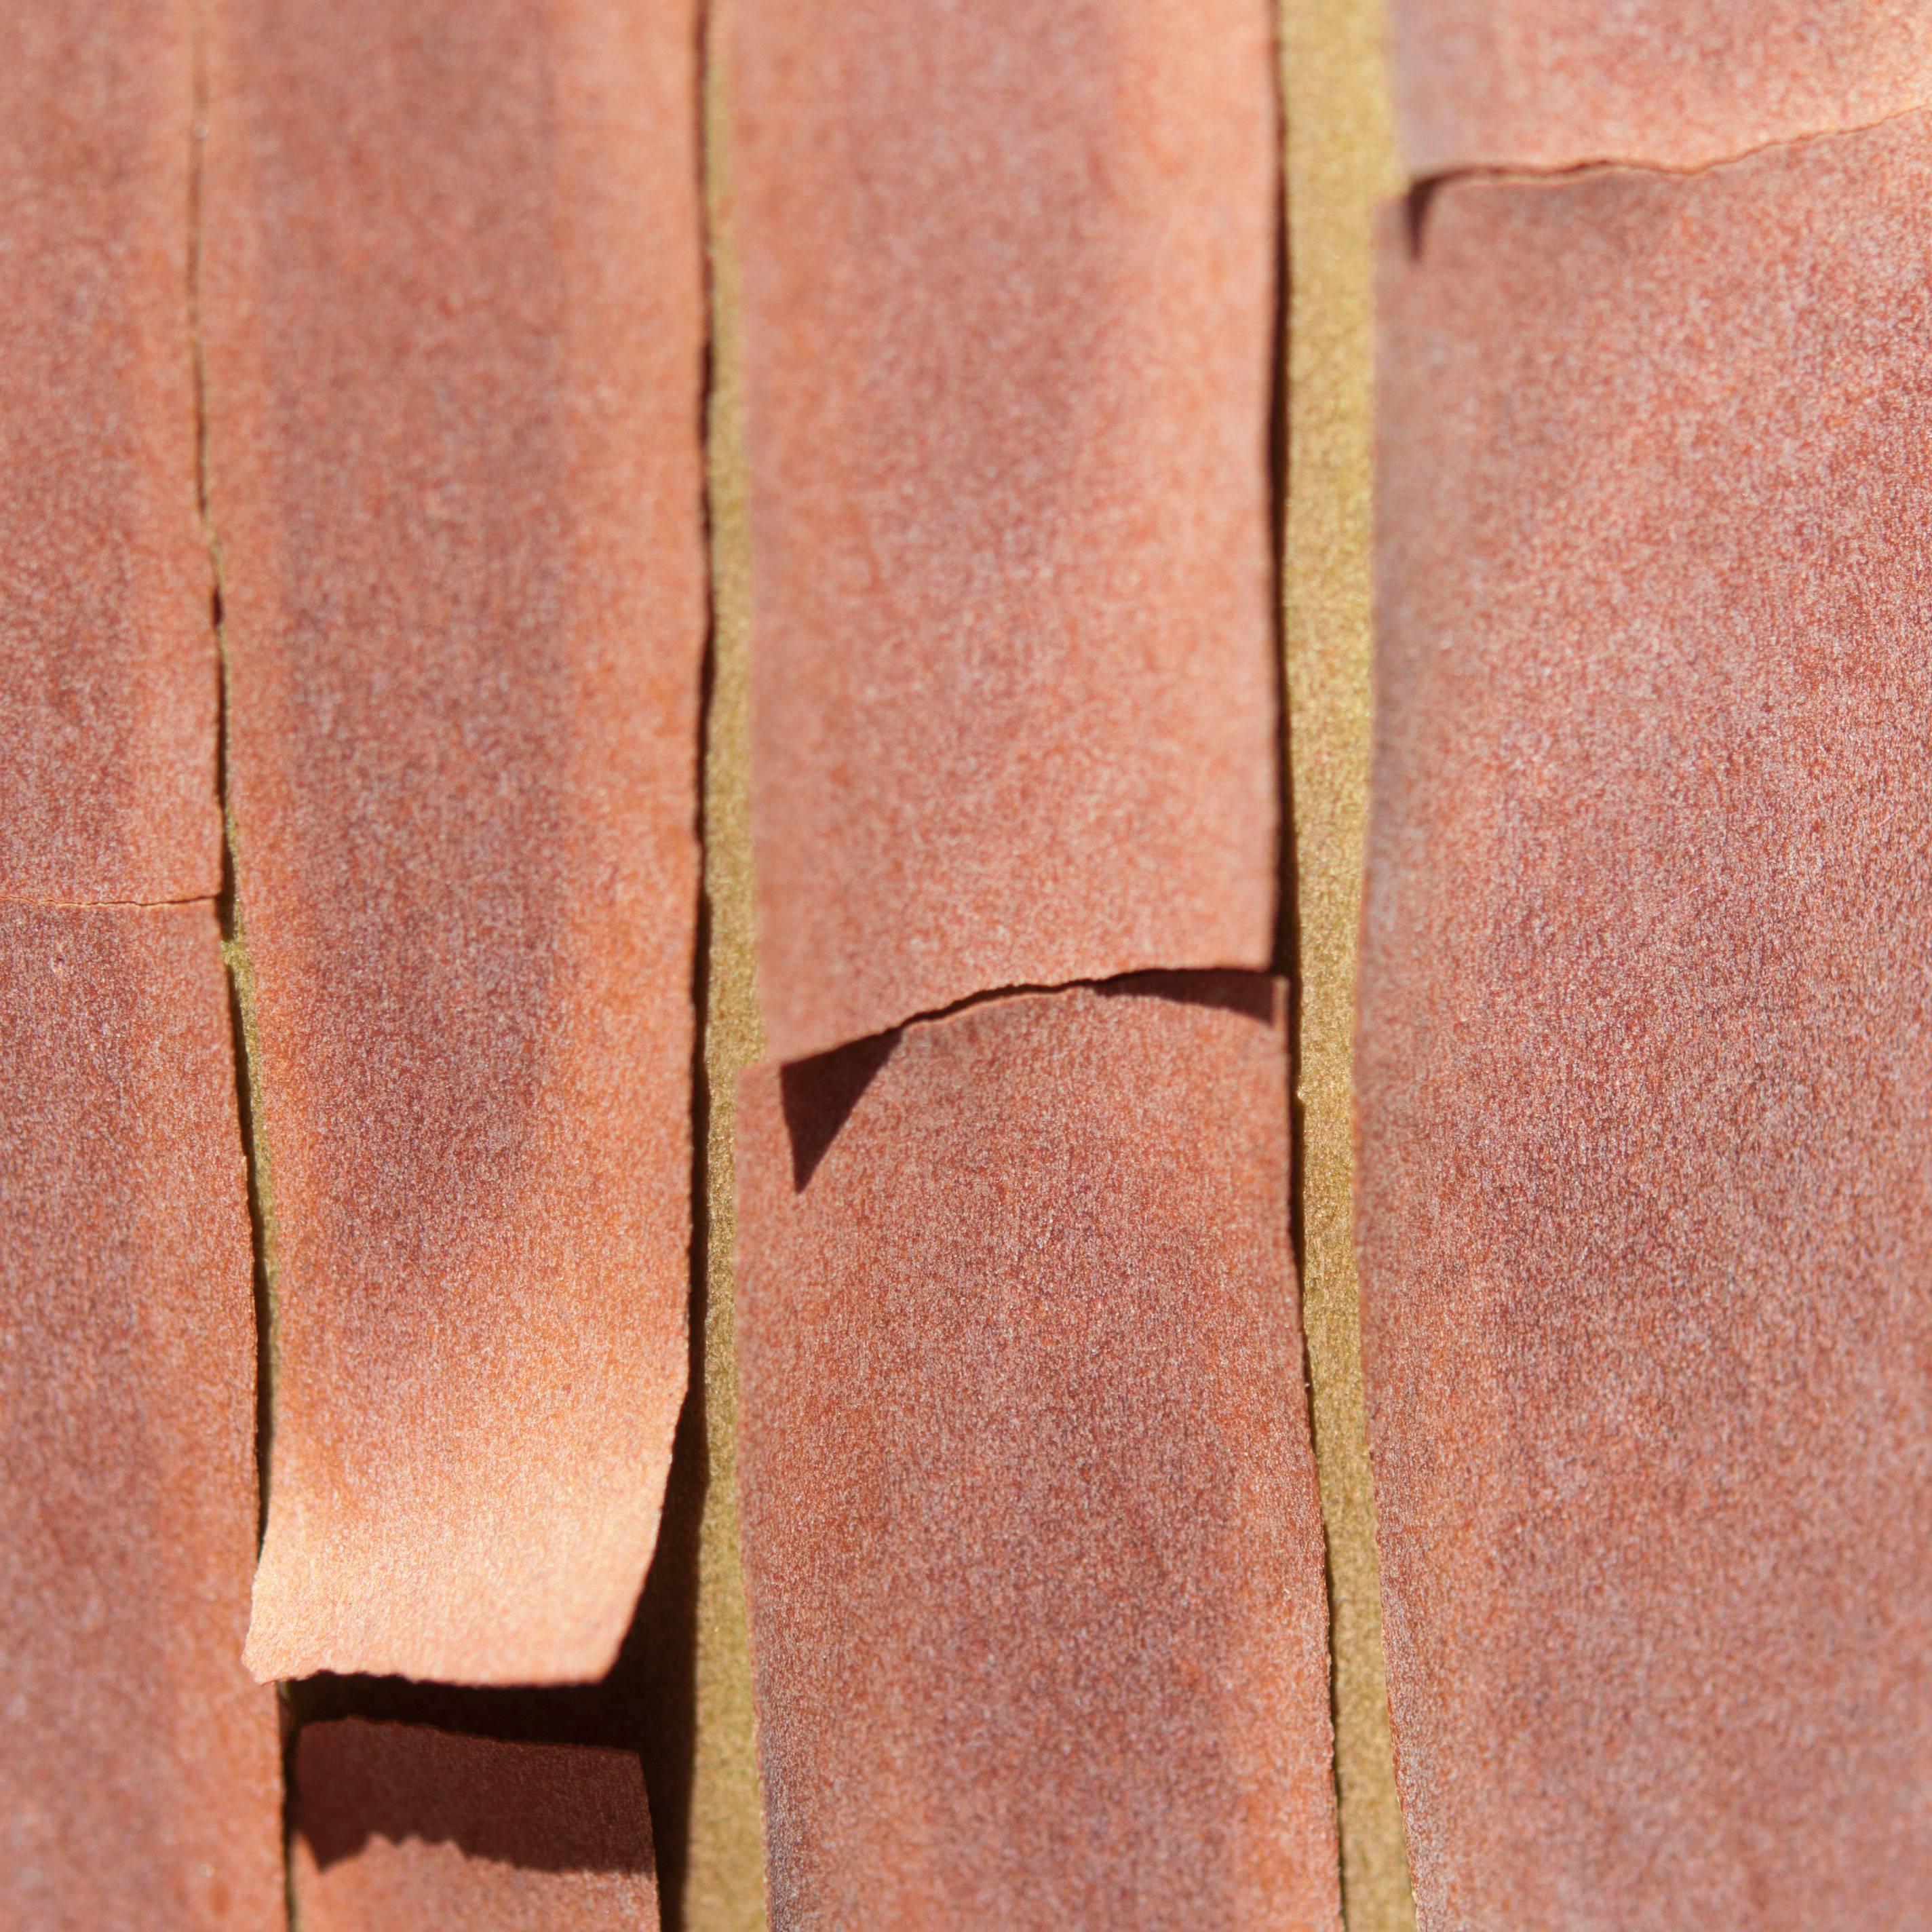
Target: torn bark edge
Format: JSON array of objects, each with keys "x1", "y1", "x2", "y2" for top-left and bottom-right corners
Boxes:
[{"x1": 1401, "y1": 94, "x2": 1932, "y2": 263}]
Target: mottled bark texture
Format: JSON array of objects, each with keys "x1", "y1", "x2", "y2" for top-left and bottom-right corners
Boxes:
[
  {"x1": 1364, "y1": 109, "x2": 1932, "y2": 1932},
  {"x1": 202, "y1": 0, "x2": 707, "y2": 1684},
  {"x1": 737, "y1": 982, "x2": 1341, "y2": 1931},
  {"x1": 734, "y1": 0, "x2": 1280, "y2": 1060},
  {"x1": 0, "y1": 0, "x2": 220, "y2": 905},
  {"x1": 1, "y1": 904, "x2": 282, "y2": 1929}
]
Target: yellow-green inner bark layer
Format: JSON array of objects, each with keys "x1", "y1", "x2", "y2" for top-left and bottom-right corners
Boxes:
[
  {"x1": 1281, "y1": 3, "x2": 1416, "y2": 1927},
  {"x1": 680, "y1": 6, "x2": 769, "y2": 1923}
]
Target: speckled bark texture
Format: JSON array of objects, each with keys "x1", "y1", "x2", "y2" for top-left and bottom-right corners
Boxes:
[
  {"x1": 0, "y1": 903, "x2": 283, "y2": 1929},
  {"x1": 203, "y1": 0, "x2": 707, "y2": 1684},
  {"x1": 0, "y1": 0, "x2": 222, "y2": 905},
  {"x1": 1389, "y1": 0, "x2": 1932, "y2": 175},
  {"x1": 737, "y1": 981, "x2": 1340, "y2": 1931},
  {"x1": 1363, "y1": 112, "x2": 1932, "y2": 1931},
  {"x1": 734, "y1": 0, "x2": 1279, "y2": 1061},
  {"x1": 294, "y1": 1721, "x2": 659, "y2": 1930}
]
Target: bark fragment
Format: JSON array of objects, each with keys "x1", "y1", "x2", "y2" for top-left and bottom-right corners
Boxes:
[
  {"x1": 734, "y1": 0, "x2": 1280, "y2": 1061},
  {"x1": 1364, "y1": 111, "x2": 1932, "y2": 1929},
  {"x1": 0, "y1": 903, "x2": 282, "y2": 1929},
  {"x1": 1389, "y1": 0, "x2": 1932, "y2": 175},
  {"x1": 293, "y1": 1720, "x2": 659, "y2": 1930},
  {"x1": 737, "y1": 980, "x2": 1341, "y2": 1931},
  {"x1": 203, "y1": 0, "x2": 708, "y2": 1684},
  {"x1": 0, "y1": 0, "x2": 222, "y2": 906}
]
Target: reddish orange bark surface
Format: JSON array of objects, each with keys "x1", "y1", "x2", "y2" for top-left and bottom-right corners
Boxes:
[
  {"x1": 1363, "y1": 111, "x2": 1932, "y2": 1929},
  {"x1": 734, "y1": 0, "x2": 1280, "y2": 1060},
  {"x1": 1389, "y1": 0, "x2": 1932, "y2": 174},
  {"x1": 736, "y1": 980, "x2": 1340, "y2": 1931},
  {"x1": 0, "y1": 0, "x2": 222, "y2": 904},
  {"x1": 0, "y1": 903, "x2": 282, "y2": 1928},
  {"x1": 204, "y1": 0, "x2": 707, "y2": 1684},
  {"x1": 293, "y1": 1722, "x2": 658, "y2": 1930}
]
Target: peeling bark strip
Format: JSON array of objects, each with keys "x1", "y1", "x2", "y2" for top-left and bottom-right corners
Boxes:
[
  {"x1": 201, "y1": 0, "x2": 707, "y2": 1684},
  {"x1": 737, "y1": 981, "x2": 1340, "y2": 1931},
  {"x1": 0, "y1": 904, "x2": 282, "y2": 1927},
  {"x1": 0, "y1": 0, "x2": 222, "y2": 905},
  {"x1": 1363, "y1": 111, "x2": 1932, "y2": 1931},
  {"x1": 1388, "y1": 0, "x2": 1932, "y2": 176},
  {"x1": 733, "y1": 0, "x2": 1280, "y2": 1064},
  {"x1": 293, "y1": 1721, "x2": 659, "y2": 1929}
]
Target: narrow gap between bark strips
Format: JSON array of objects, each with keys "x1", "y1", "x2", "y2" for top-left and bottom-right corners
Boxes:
[
  {"x1": 0, "y1": 893, "x2": 220, "y2": 910},
  {"x1": 1265, "y1": 41, "x2": 1353, "y2": 1921},
  {"x1": 184, "y1": 7, "x2": 300, "y2": 1924},
  {"x1": 617, "y1": 18, "x2": 734, "y2": 1899},
  {"x1": 1267, "y1": 12, "x2": 1305, "y2": 1321},
  {"x1": 187, "y1": 0, "x2": 282, "y2": 1575}
]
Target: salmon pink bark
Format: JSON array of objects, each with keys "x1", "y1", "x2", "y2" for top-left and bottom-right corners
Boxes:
[
  {"x1": 1363, "y1": 111, "x2": 1932, "y2": 1931},
  {"x1": 0, "y1": 904, "x2": 282, "y2": 1928},
  {"x1": 0, "y1": 0, "x2": 221, "y2": 905},
  {"x1": 1389, "y1": 0, "x2": 1932, "y2": 174},
  {"x1": 736, "y1": 982, "x2": 1342, "y2": 1931},
  {"x1": 202, "y1": 0, "x2": 707, "y2": 1685},
  {"x1": 733, "y1": 0, "x2": 1280, "y2": 1060}
]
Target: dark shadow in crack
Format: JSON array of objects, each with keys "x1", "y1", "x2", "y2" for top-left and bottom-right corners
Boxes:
[
  {"x1": 294, "y1": 1716, "x2": 655, "y2": 1877},
  {"x1": 780, "y1": 1028, "x2": 902, "y2": 1191},
  {"x1": 286, "y1": 1361, "x2": 706, "y2": 1914},
  {"x1": 1095, "y1": 967, "x2": 1279, "y2": 1026}
]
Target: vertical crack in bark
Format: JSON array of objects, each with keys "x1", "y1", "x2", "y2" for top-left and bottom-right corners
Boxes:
[
  {"x1": 1269, "y1": 0, "x2": 1310, "y2": 1378},
  {"x1": 189, "y1": 0, "x2": 275, "y2": 1552},
  {"x1": 187, "y1": 7, "x2": 299, "y2": 1925},
  {"x1": 669, "y1": 6, "x2": 774, "y2": 1920},
  {"x1": 1279, "y1": 2, "x2": 1418, "y2": 1927},
  {"x1": 625, "y1": 18, "x2": 724, "y2": 1914},
  {"x1": 1269, "y1": 0, "x2": 1344, "y2": 1882}
]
